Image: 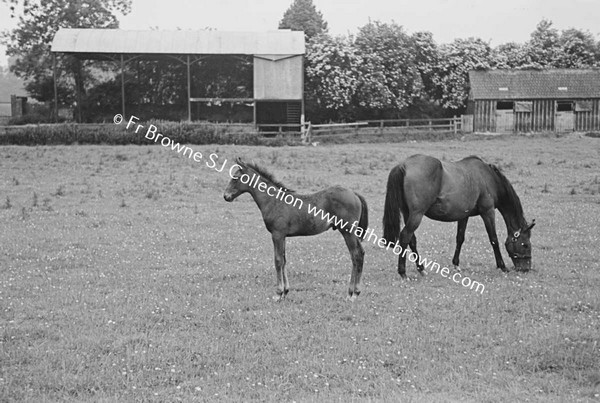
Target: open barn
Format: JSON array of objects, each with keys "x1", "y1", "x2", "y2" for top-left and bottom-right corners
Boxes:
[
  {"x1": 50, "y1": 29, "x2": 305, "y2": 127},
  {"x1": 468, "y1": 69, "x2": 600, "y2": 133}
]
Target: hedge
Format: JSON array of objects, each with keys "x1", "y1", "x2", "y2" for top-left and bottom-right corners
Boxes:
[{"x1": 0, "y1": 121, "x2": 299, "y2": 146}]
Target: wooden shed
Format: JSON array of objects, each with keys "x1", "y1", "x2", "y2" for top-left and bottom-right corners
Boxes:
[
  {"x1": 467, "y1": 69, "x2": 600, "y2": 133},
  {"x1": 50, "y1": 29, "x2": 305, "y2": 127}
]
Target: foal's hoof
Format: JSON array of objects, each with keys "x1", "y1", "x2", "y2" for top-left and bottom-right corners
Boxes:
[
  {"x1": 418, "y1": 269, "x2": 427, "y2": 276},
  {"x1": 346, "y1": 294, "x2": 358, "y2": 302},
  {"x1": 499, "y1": 266, "x2": 509, "y2": 273},
  {"x1": 454, "y1": 265, "x2": 461, "y2": 273}
]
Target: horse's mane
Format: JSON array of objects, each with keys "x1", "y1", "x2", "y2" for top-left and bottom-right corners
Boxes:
[
  {"x1": 488, "y1": 164, "x2": 526, "y2": 226},
  {"x1": 243, "y1": 160, "x2": 295, "y2": 192}
]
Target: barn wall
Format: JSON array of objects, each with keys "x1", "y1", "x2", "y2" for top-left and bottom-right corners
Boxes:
[
  {"x1": 253, "y1": 55, "x2": 303, "y2": 100},
  {"x1": 514, "y1": 111, "x2": 531, "y2": 133},
  {"x1": 473, "y1": 100, "x2": 496, "y2": 132},
  {"x1": 531, "y1": 100, "x2": 555, "y2": 132},
  {"x1": 574, "y1": 99, "x2": 600, "y2": 132},
  {"x1": 472, "y1": 99, "x2": 598, "y2": 133}
]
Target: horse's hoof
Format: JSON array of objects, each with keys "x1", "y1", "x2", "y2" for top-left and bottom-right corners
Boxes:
[
  {"x1": 499, "y1": 267, "x2": 509, "y2": 273},
  {"x1": 274, "y1": 293, "x2": 285, "y2": 302},
  {"x1": 346, "y1": 294, "x2": 357, "y2": 302},
  {"x1": 418, "y1": 269, "x2": 427, "y2": 276}
]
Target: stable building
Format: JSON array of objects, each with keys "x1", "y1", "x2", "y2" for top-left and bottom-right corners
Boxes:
[
  {"x1": 50, "y1": 28, "x2": 305, "y2": 127},
  {"x1": 468, "y1": 69, "x2": 600, "y2": 133}
]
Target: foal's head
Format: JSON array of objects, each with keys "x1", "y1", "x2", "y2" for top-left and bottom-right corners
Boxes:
[
  {"x1": 223, "y1": 157, "x2": 254, "y2": 202},
  {"x1": 504, "y1": 220, "x2": 535, "y2": 272}
]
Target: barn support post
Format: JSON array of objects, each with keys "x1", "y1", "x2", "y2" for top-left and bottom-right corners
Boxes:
[
  {"x1": 120, "y1": 54, "x2": 126, "y2": 119},
  {"x1": 186, "y1": 55, "x2": 191, "y2": 122},
  {"x1": 75, "y1": 58, "x2": 82, "y2": 123},
  {"x1": 52, "y1": 53, "x2": 58, "y2": 122},
  {"x1": 301, "y1": 54, "x2": 305, "y2": 133}
]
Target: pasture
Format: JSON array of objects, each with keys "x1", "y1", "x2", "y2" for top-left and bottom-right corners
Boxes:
[{"x1": 1, "y1": 133, "x2": 599, "y2": 402}]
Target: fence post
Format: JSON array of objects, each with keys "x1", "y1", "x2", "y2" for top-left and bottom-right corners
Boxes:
[
  {"x1": 453, "y1": 115, "x2": 457, "y2": 134},
  {"x1": 380, "y1": 120, "x2": 384, "y2": 135}
]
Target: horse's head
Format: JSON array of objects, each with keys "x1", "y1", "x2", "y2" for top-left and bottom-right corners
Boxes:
[
  {"x1": 223, "y1": 157, "x2": 253, "y2": 202},
  {"x1": 505, "y1": 220, "x2": 535, "y2": 272}
]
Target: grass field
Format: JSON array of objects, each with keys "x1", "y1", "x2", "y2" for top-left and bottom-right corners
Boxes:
[{"x1": 1, "y1": 133, "x2": 599, "y2": 402}]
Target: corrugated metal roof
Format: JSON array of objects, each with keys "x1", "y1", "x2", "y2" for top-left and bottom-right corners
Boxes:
[
  {"x1": 469, "y1": 69, "x2": 600, "y2": 99},
  {"x1": 51, "y1": 28, "x2": 305, "y2": 56}
]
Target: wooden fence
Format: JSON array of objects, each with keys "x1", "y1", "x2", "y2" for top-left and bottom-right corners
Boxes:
[{"x1": 256, "y1": 116, "x2": 466, "y2": 137}]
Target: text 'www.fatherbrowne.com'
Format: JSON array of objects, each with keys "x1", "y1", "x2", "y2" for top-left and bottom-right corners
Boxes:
[{"x1": 114, "y1": 114, "x2": 486, "y2": 294}]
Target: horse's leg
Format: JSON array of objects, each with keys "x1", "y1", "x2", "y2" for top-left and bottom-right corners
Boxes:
[
  {"x1": 452, "y1": 218, "x2": 469, "y2": 272},
  {"x1": 271, "y1": 233, "x2": 288, "y2": 301},
  {"x1": 398, "y1": 212, "x2": 424, "y2": 279},
  {"x1": 480, "y1": 210, "x2": 507, "y2": 272},
  {"x1": 408, "y1": 234, "x2": 427, "y2": 276},
  {"x1": 342, "y1": 231, "x2": 364, "y2": 301}
]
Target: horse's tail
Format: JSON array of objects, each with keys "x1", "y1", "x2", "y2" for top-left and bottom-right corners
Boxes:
[
  {"x1": 355, "y1": 192, "x2": 369, "y2": 241},
  {"x1": 383, "y1": 164, "x2": 406, "y2": 245}
]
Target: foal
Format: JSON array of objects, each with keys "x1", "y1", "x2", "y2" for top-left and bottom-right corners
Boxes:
[{"x1": 224, "y1": 158, "x2": 368, "y2": 301}]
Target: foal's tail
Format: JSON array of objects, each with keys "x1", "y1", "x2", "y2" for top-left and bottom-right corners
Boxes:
[
  {"x1": 355, "y1": 192, "x2": 369, "y2": 241},
  {"x1": 383, "y1": 164, "x2": 406, "y2": 244}
]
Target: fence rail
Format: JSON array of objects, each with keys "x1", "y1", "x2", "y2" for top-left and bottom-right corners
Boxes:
[
  {"x1": 255, "y1": 117, "x2": 464, "y2": 137},
  {"x1": 1, "y1": 117, "x2": 469, "y2": 138}
]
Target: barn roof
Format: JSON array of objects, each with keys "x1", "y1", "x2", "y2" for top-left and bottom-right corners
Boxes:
[
  {"x1": 469, "y1": 69, "x2": 600, "y2": 100},
  {"x1": 51, "y1": 28, "x2": 305, "y2": 56}
]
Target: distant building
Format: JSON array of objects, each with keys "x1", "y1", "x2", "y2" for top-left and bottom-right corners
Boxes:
[
  {"x1": 51, "y1": 29, "x2": 305, "y2": 127},
  {"x1": 468, "y1": 69, "x2": 600, "y2": 133}
]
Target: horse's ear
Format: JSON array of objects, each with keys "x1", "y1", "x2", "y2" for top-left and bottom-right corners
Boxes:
[
  {"x1": 526, "y1": 219, "x2": 536, "y2": 232},
  {"x1": 235, "y1": 156, "x2": 244, "y2": 166}
]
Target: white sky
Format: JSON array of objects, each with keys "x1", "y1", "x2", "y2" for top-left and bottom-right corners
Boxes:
[{"x1": 1, "y1": 0, "x2": 599, "y2": 67}]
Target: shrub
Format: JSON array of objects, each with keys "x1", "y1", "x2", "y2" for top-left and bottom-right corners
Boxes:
[{"x1": 0, "y1": 122, "x2": 296, "y2": 146}]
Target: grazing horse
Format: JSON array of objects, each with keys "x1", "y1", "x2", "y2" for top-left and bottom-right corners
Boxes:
[
  {"x1": 383, "y1": 154, "x2": 535, "y2": 278},
  {"x1": 223, "y1": 157, "x2": 369, "y2": 301}
]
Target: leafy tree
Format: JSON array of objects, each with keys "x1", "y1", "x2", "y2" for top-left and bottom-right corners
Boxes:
[
  {"x1": 410, "y1": 31, "x2": 440, "y2": 99},
  {"x1": 524, "y1": 19, "x2": 562, "y2": 68},
  {"x1": 492, "y1": 42, "x2": 529, "y2": 68},
  {"x1": 353, "y1": 21, "x2": 423, "y2": 116},
  {"x1": 557, "y1": 28, "x2": 599, "y2": 67},
  {"x1": 1, "y1": 0, "x2": 131, "y2": 114},
  {"x1": 432, "y1": 37, "x2": 492, "y2": 110},
  {"x1": 279, "y1": 0, "x2": 328, "y2": 39},
  {"x1": 304, "y1": 34, "x2": 361, "y2": 120},
  {"x1": 493, "y1": 20, "x2": 599, "y2": 69}
]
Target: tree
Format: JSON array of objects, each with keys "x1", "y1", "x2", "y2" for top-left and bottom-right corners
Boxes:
[
  {"x1": 410, "y1": 31, "x2": 439, "y2": 99},
  {"x1": 304, "y1": 34, "x2": 362, "y2": 121},
  {"x1": 1, "y1": 0, "x2": 131, "y2": 109},
  {"x1": 279, "y1": 0, "x2": 328, "y2": 40},
  {"x1": 524, "y1": 19, "x2": 561, "y2": 68},
  {"x1": 492, "y1": 42, "x2": 529, "y2": 68},
  {"x1": 353, "y1": 21, "x2": 423, "y2": 117},
  {"x1": 492, "y1": 20, "x2": 600, "y2": 69},
  {"x1": 557, "y1": 28, "x2": 599, "y2": 68},
  {"x1": 432, "y1": 37, "x2": 493, "y2": 110}
]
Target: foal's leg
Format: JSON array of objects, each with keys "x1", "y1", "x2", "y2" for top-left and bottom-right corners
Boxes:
[
  {"x1": 271, "y1": 233, "x2": 289, "y2": 301},
  {"x1": 452, "y1": 218, "x2": 469, "y2": 272},
  {"x1": 397, "y1": 212, "x2": 424, "y2": 279},
  {"x1": 341, "y1": 231, "x2": 365, "y2": 301},
  {"x1": 480, "y1": 210, "x2": 507, "y2": 272},
  {"x1": 408, "y1": 235, "x2": 427, "y2": 275}
]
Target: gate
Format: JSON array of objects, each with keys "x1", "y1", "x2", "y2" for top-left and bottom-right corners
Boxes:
[
  {"x1": 555, "y1": 111, "x2": 574, "y2": 132},
  {"x1": 495, "y1": 110, "x2": 514, "y2": 133}
]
